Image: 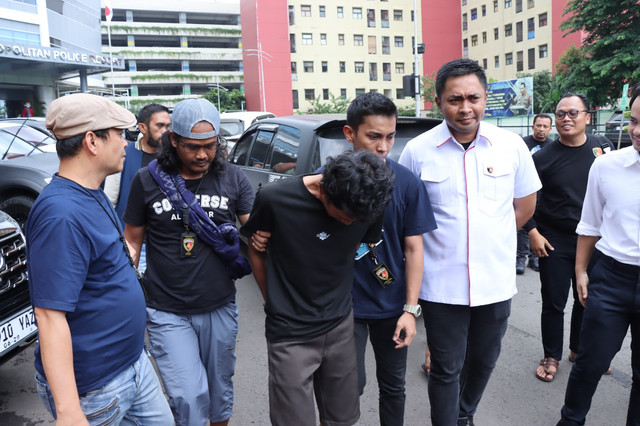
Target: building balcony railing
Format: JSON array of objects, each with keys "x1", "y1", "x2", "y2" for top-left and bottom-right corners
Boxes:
[
  {"x1": 102, "y1": 70, "x2": 244, "y2": 85},
  {"x1": 102, "y1": 22, "x2": 241, "y2": 37},
  {"x1": 106, "y1": 47, "x2": 242, "y2": 61}
]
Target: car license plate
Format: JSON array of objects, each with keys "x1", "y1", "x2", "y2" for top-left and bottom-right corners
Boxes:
[{"x1": 0, "y1": 307, "x2": 37, "y2": 357}]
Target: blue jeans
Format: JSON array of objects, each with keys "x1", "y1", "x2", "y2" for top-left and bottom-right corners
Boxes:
[
  {"x1": 420, "y1": 299, "x2": 511, "y2": 426},
  {"x1": 354, "y1": 316, "x2": 407, "y2": 426},
  {"x1": 36, "y1": 349, "x2": 172, "y2": 425},
  {"x1": 146, "y1": 302, "x2": 238, "y2": 425},
  {"x1": 558, "y1": 252, "x2": 640, "y2": 426}
]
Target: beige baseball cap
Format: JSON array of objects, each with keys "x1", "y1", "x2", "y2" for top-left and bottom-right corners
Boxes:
[{"x1": 46, "y1": 93, "x2": 137, "y2": 139}]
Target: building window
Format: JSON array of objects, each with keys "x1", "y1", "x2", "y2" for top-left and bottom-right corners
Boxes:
[
  {"x1": 482, "y1": 32, "x2": 487, "y2": 43},
  {"x1": 539, "y1": 44, "x2": 548, "y2": 58},
  {"x1": 462, "y1": 13, "x2": 468, "y2": 31},
  {"x1": 355, "y1": 62, "x2": 365, "y2": 73},
  {"x1": 339, "y1": 61, "x2": 346, "y2": 72},
  {"x1": 340, "y1": 88, "x2": 347, "y2": 99},
  {"x1": 353, "y1": 7, "x2": 362, "y2": 19},
  {"x1": 354, "y1": 34, "x2": 364, "y2": 46},
  {"x1": 505, "y1": 0, "x2": 512, "y2": 7},
  {"x1": 302, "y1": 33, "x2": 312, "y2": 45},
  {"x1": 394, "y1": 36, "x2": 404, "y2": 47},
  {"x1": 494, "y1": 0, "x2": 499, "y2": 11},
  {"x1": 301, "y1": 5, "x2": 311, "y2": 17},
  {"x1": 368, "y1": 36, "x2": 377, "y2": 54},
  {"x1": 303, "y1": 61, "x2": 314, "y2": 72},
  {"x1": 494, "y1": 55, "x2": 499, "y2": 67},
  {"x1": 506, "y1": 52, "x2": 513, "y2": 65},
  {"x1": 505, "y1": 24, "x2": 512, "y2": 37},
  {"x1": 290, "y1": 34, "x2": 296, "y2": 53},
  {"x1": 394, "y1": 9, "x2": 402, "y2": 20},
  {"x1": 463, "y1": 38, "x2": 468, "y2": 57},
  {"x1": 516, "y1": 21, "x2": 523, "y2": 42},
  {"x1": 471, "y1": 35, "x2": 478, "y2": 46},
  {"x1": 462, "y1": 0, "x2": 467, "y2": 4},
  {"x1": 494, "y1": 27, "x2": 499, "y2": 40},
  {"x1": 383, "y1": 63, "x2": 391, "y2": 81},
  {"x1": 338, "y1": 34, "x2": 345, "y2": 45},
  {"x1": 291, "y1": 62, "x2": 297, "y2": 73},
  {"x1": 381, "y1": 10, "x2": 389, "y2": 28},
  {"x1": 369, "y1": 63, "x2": 378, "y2": 81},
  {"x1": 292, "y1": 90, "x2": 299, "y2": 109},
  {"x1": 482, "y1": 5, "x2": 486, "y2": 16},
  {"x1": 528, "y1": 18, "x2": 535, "y2": 39},
  {"x1": 471, "y1": 8, "x2": 477, "y2": 20},
  {"x1": 367, "y1": 9, "x2": 376, "y2": 27},
  {"x1": 305, "y1": 89, "x2": 315, "y2": 101},
  {"x1": 528, "y1": 0, "x2": 535, "y2": 7},
  {"x1": 319, "y1": 6, "x2": 325, "y2": 17},
  {"x1": 483, "y1": 58, "x2": 488, "y2": 69},
  {"x1": 320, "y1": 33, "x2": 327, "y2": 45},
  {"x1": 396, "y1": 88, "x2": 404, "y2": 99},
  {"x1": 289, "y1": 5, "x2": 294, "y2": 25},
  {"x1": 382, "y1": 36, "x2": 390, "y2": 54},
  {"x1": 411, "y1": 10, "x2": 414, "y2": 21},
  {"x1": 528, "y1": 48, "x2": 535, "y2": 69},
  {"x1": 517, "y1": 50, "x2": 524, "y2": 71},
  {"x1": 356, "y1": 88, "x2": 365, "y2": 96},
  {"x1": 323, "y1": 88, "x2": 329, "y2": 100},
  {"x1": 395, "y1": 62, "x2": 405, "y2": 73},
  {"x1": 516, "y1": 0, "x2": 522, "y2": 12},
  {"x1": 337, "y1": 6, "x2": 343, "y2": 18},
  {"x1": 322, "y1": 61, "x2": 328, "y2": 72},
  {"x1": 539, "y1": 12, "x2": 547, "y2": 27}
]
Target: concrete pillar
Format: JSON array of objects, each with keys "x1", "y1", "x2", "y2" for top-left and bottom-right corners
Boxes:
[
  {"x1": 180, "y1": 36, "x2": 188, "y2": 48},
  {"x1": 179, "y1": 12, "x2": 187, "y2": 24},
  {"x1": 129, "y1": 60, "x2": 137, "y2": 71},
  {"x1": 36, "y1": 85, "x2": 55, "y2": 113},
  {"x1": 181, "y1": 60, "x2": 189, "y2": 71},
  {"x1": 126, "y1": 10, "x2": 133, "y2": 22},
  {"x1": 130, "y1": 84, "x2": 139, "y2": 96},
  {"x1": 127, "y1": 35, "x2": 135, "y2": 47},
  {"x1": 79, "y1": 69, "x2": 88, "y2": 93},
  {"x1": 183, "y1": 84, "x2": 191, "y2": 95}
]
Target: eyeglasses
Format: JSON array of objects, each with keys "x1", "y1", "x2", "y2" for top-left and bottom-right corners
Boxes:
[
  {"x1": 175, "y1": 135, "x2": 218, "y2": 153},
  {"x1": 555, "y1": 109, "x2": 588, "y2": 119}
]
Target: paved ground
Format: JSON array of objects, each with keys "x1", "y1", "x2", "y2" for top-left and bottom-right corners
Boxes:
[{"x1": 0, "y1": 266, "x2": 633, "y2": 425}]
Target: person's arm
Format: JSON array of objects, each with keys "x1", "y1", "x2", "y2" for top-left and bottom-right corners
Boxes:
[
  {"x1": 575, "y1": 235, "x2": 599, "y2": 307},
  {"x1": 124, "y1": 224, "x2": 146, "y2": 267},
  {"x1": 528, "y1": 227, "x2": 554, "y2": 258},
  {"x1": 513, "y1": 192, "x2": 536, "y2": 229},
  {"x1": 35, "y1": 307, "x2": 89, "y2": 426},
  {"x1": 393, "y1": 234, "x2": 423, "y2": 349},
  {"x1": 248, "y1": 243, "x2": 268, "y2": 302},
  {"x1": 237, "y1": 213, "x2": 250, "y2": 226}
]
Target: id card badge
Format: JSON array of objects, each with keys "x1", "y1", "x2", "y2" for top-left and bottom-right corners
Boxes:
[
  {"x1": 371, "y1": 263, "x2": 396, "y2": 288},
  {"x1": 181, "y1": 232, "x2": 197, "y2": 258}
]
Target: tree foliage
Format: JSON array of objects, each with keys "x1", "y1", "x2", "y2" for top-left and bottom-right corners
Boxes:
[
  {"x1": 420, "y1": 71, "x2": 442, "y2": 118},
  {"x1": 557, "y1": 0, "x2": 640, "y2": 107},
  {"x1": 202, "y1": 88, "x2": 245, "y2": 112},
  {"x1": 305, "y1": 93, "x2": 351, "y2": 114}
]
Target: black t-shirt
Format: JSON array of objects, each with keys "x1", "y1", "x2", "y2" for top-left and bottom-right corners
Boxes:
[
  {"x1": 532, "y1": 133, "x2": 612, "y2": 235},
  {"x1": 124, "y1": 164, "x2": 254, "y2": 313},
  {"x1": 240, "y1": 176, "x2": 383, "y2": 343},
  {"x1": 522, "y1": 135, "x2": 552, "y2": 153}
]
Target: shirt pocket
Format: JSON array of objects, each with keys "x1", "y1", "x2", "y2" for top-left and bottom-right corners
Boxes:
[
  {"x1": 479, "y1": 161, "x2": 514, "y2": 215},
  {"x1": 421, "y1": 167, "x2": 453, "y2": 206}
]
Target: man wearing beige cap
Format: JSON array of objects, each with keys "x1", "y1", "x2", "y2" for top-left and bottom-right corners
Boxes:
[{"x1": 26, "y1": 93, "x2": 172, "y2": 425}]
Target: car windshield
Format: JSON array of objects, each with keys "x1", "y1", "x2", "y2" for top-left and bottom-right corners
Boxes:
[
  {"x1": 0, "y1": 130, "x2": 44, "y2": 159},
  {"x1": 1, "y1": 125, "x2": 55, "y2": 147},
  {"x1": 220, "y1": 120, "x2": 244, "y2": 137}
]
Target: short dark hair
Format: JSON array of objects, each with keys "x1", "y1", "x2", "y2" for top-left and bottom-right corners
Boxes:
[
  {"x1": 533, "y1": 113, "x2": 552, "y2": 125},
  {"x1": 56, "y1": 129, "x2": 109, "y2": 159},
  {"x1": 137, "y1": 103, "x2": 170, "y2": 127},
  {"x1": 435, "y1": 59, "x2": 487, "y2": 98},
  {"x1": 157, "y1": 130, "x2": 228, "y2": 174},
  {"x1": 321, "y1": 150, "x2": 394, "y2": 222},
  {"x1": 559, "y1": 92, "x2": 591, "y2": 111},
  {"x1": 629, "y1": 83, "x2": 640, "y2": 110},
  {"x1": 346, "y1": 92, "x2": 397, "y2": 133}
]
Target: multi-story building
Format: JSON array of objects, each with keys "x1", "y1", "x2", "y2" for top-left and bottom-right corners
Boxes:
[
  {"x1": 101, "y1": 0, "x2": 242, "y2": 110},
  {"x1": 460, "y1": 0, "x2": 581, "y2": 81},
  {"x1": 0, "y1": 0, "x2": 115, "y2": 117}
]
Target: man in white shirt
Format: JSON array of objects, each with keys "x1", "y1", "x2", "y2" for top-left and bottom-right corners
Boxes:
[
  {"x1": 557, "y1": 84, "x2": 640, "y2": 426},
  {"x1": 399, "y1": 58, "x2": 541, "y2": 426}
]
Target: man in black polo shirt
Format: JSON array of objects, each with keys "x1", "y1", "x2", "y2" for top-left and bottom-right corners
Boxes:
[{"x1": 530, "y1": 93, "x2": 613, "y2": 382}]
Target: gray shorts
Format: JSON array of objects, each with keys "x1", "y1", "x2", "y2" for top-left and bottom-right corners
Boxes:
[{"x1": 267, "y1": 312, "x2": 360, "y2": 426}]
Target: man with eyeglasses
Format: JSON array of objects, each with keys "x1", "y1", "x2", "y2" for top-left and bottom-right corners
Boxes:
[
  {"x1": 124, "y1": 98, "x2": 254, "y2": 426},
  {"x1": 530, "y1": 93, "x2": 614, "y2": 382}
]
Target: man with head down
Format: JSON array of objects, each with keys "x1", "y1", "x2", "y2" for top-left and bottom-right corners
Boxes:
[
  {"x1": 124, "y1": 98, "x2": 254, "y2": 426},
  {"x1": 26, "y1": 93, "x2": 172, "y2": 425}
]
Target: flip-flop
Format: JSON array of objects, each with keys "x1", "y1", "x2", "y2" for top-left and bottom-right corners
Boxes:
[
  {"x1": 421, "y1": 363, "x2": 430, "y2": 377},
  {"x1": 535, "y1": 357, "x2": 559, "y2": 382}
]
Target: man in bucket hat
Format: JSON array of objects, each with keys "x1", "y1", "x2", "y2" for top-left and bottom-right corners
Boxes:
[
  {"x1": 26, "y1": 93, "x2": 172, "y2": 425},
  {"x1": 124, "y1": 98, "x2": 254, "y2": 426}
]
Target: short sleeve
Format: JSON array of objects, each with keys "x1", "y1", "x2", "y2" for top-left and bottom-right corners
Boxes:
[
  {"x1": 234, "y1": 167, "x2": 255, "y2": 216},
  {"x1": 123, "y1": 171, "x2": 147, "y2": 226},
  {"x1": 239, "y1": 187, "x2": 274, "y2": 238}
]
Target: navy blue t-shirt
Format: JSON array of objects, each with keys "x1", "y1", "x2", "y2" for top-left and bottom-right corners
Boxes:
[
  {"x1": 27, "y1": 176, "x2": 145, "y2": 395},
  {"x1": 352, "y1": 159, "x2": 437, "y2": 319}
]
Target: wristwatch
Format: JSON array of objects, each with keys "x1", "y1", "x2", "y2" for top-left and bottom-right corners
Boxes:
[{"x1": 403, "y1": 304, "x2": 422, "y2": 318}]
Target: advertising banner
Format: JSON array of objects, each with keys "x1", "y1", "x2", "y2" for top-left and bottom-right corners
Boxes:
[{"x1": 485, "y1": 77, "x2": 533, "y2": 117}]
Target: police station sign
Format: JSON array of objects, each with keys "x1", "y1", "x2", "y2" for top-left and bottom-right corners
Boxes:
[{"x1": 0, "y1": 42, "x2": 125, "y2": 70}]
